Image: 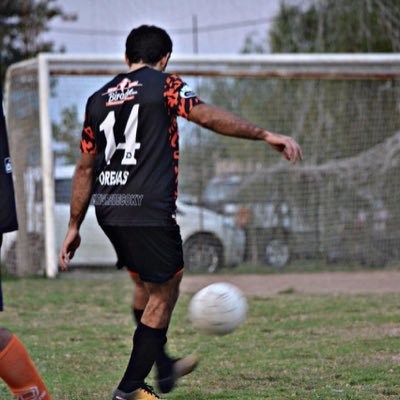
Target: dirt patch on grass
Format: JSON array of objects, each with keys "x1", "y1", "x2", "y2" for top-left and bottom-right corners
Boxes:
[{"x1": 180, "y1": 270, "x2": 400, "y2": 296}]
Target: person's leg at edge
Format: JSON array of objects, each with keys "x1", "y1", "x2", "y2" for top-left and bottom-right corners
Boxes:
[
  {"x1": 0, "y1": 328, "x2": 51, "y2": 399},
  {"x1": 0, "y1": 235, "x2": 50, "y2": 399},
  {"x1": 117, "y1": 272, "x2": 182, "y2": 394}
]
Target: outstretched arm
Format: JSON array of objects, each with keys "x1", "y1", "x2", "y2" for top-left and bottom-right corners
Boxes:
[
  {"x1": 59, "y1": 153, "x2": 96, "y2": 270},
  {"x1": 188, "y1": 103, "x2": 303, "y2": 164}
]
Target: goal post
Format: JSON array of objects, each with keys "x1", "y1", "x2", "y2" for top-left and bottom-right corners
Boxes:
[
  {"x1": 3, "y1": 53, "x2": 400, "y2": 276},
  {"x1": 38, "y1": 54, "x2": 57, "y2": 278}
]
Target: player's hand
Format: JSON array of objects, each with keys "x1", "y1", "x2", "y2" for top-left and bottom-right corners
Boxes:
[
  {"x1": 264, "y1": 132, "x2": 303, "y2": 165},
  {"x1": 59, "y1": 226, "x2": 81, "y2": 271}
]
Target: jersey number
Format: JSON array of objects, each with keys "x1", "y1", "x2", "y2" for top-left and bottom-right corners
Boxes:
[{"x1": 100, "y1": 105, "x2": 141, "y2": 165}]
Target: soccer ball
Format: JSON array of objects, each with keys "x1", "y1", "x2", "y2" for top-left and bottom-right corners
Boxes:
[{"x1": 188, "y1": 282, "x2": 247, "y2": 335}]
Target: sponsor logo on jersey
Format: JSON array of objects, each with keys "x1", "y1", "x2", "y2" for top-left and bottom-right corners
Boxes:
[
  {"x1": 92, "y1": 193, "x2": 144, "y2": 207},
  {"x1": 4, "y1": 157, "x2": 12, "y2": 174},
  {"x1": 179, "y1": 84, "x2": 197, "y2": 99},
  {"x1": 99, "y1": 170, "x2": 129, "y2": 186},
  {"x1": 103, "y1": 78, "x2": 142, "y2": 106}
]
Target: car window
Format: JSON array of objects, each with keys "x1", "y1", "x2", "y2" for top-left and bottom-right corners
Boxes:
[{"x1": 55, "y1": 178, "x2": 72, "y2": 204}]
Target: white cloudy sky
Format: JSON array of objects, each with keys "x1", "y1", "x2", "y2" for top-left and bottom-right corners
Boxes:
[{"x1": 45, "y1": 0, "x2": 306, "y2": 55}]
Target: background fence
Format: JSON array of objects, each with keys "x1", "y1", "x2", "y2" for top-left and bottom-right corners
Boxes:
[{"x1": 3, "y1": 54, "x2": 400, "y2": 276}]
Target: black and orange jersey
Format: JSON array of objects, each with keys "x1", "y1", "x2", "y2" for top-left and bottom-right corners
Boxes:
[{"x1": 80, "y1": 66, "x2": 202, "y2": 226}]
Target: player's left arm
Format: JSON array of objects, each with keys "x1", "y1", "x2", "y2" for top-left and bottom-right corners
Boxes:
[
  {"x1": 188, "y1": 103, "x2": 303, "y2": 165},
  {"x1": 59, "y1": 153, "x2": 95, "y2": 271}
]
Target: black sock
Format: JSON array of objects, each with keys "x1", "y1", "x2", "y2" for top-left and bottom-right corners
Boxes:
[
  {"x1": 118, "y1": 322, "x2": 167, "y2": 393},
  {"x1": 132, "y1": 308, "x2": 174, "y2": 375}
]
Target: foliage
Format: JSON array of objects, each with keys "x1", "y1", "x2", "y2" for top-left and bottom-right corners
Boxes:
[
  {"x1": 268, "y1": 0, "x2": 400, "y2": 53},
  {"x1": 0, "y1": 0, "x2": 75, "y2": 84},
  {"x1": 241, "y1": 0, "x2": 400, "y2": 54},
  {"x1": 263, "y1": 0, "x2": 400, "y2": 160},
  {"x1": 52, "y1": 104, "x2": 81, "y2": 165}
]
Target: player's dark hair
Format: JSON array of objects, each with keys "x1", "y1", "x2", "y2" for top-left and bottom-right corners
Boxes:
[{"x1": 125, "y1": 25, "x2": 173, "y2": 65}]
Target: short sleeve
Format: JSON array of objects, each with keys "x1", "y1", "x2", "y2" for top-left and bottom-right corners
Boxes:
[
  {"x1": 164, "y1": 75, "x2": 203, "y2": 119},
  {"x1": 80, "y1": 99, "x2": 97, "y2": 154}
]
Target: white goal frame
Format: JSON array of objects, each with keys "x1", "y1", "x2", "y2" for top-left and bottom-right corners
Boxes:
[{"x1": 5, "y1": 52, "x2": 400, "y2": 278}]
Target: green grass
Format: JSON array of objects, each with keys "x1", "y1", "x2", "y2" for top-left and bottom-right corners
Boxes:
[{"x1": 1, "y1": 275, "x2": 400, "y2": 399}]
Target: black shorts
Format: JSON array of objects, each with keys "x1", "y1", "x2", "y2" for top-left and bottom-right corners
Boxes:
[{"x1": 101, "y1": 225, "x2": 184, "y2": 283}]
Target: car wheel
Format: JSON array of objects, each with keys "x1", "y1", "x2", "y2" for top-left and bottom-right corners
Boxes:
[
  {"x1": 265, "y1": 239, "x2": 290, "y2": 268},
  {"x1": 183, "y1": 234, "x2": 223, "y2": 273}
]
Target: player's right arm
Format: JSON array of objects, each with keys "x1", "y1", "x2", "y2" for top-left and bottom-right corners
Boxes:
[
  {"x1": 59, "y1": 153, "x2": 96, "y2": 271},
  {"x1": 59, "y1": 97, "x2": 97, "y2": 271},
  {"x1": 188, "y1": 103, "x2": 303, "y2": 165}
]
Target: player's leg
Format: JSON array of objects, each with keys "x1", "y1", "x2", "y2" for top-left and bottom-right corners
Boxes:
[
  {"x1": 129, "y1": 271, "x2": 177, "y2": 379},
  {"x1": 142, "y1": 270, "x2": 198, "y2": 394},
  {"x1": 0, "y1": 328, "x2": 51, "y2": 399},
  {"x1": 128, "y1": 271, "x2": 149, "y2": 323},
  {"x1": 107, "y1": 226, "x2": 197, "y2": 399},
  {"x1": 113, "y1": 272, "x2": 182, "y2": 399}
]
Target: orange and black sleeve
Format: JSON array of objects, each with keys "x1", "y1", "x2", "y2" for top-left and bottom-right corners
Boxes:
[{"x1": 164, "y1": 74, "x2": 203, "y2": 119}]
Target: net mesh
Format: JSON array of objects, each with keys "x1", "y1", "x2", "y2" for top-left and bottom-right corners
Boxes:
[{"x1": 3, "y1": 56, "x2": 400, "y2": 275}]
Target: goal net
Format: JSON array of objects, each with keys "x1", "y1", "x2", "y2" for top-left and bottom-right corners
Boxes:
[{"x1": 3, "y1": 54, "x2": 400, "y2": 276}]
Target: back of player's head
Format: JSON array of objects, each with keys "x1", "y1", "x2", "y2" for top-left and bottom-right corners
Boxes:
[{"x1": 125, "y1": 25, "x2": 173, "y2": 65}]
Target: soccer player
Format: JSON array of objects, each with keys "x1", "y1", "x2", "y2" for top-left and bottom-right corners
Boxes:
[
  {"x1": 59, "y1": 25, "x2": 302, "y2": 400},
  {"x1": 0, "y1": 86, "x2": 51, "y2": 399}
]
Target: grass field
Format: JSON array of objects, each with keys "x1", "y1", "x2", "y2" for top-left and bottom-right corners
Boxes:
[{"x1": 1, "y1": 274, "x2": 400, "y2": 399}]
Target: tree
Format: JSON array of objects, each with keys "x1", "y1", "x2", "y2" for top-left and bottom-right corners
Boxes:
[
  {"x1": 264, "y1": 0, "x2": 400, "y2": 161},
  {"x1": 268, "y1": 0, "x2": 400, "y2": 53},
  {"x1": 52, "y1": 105, "x2": 81, "y2": 165},
  {"x1": 0, "y1": 0, "x2": 75, "y2": 84}
]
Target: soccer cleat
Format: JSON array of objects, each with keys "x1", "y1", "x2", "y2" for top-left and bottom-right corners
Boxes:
[
  {"x1": 157, "y1": 354, "x2": 199, "y2": 393},
  {"x1": 112, "y1": 383, "x2": 161, "y2": 400}
]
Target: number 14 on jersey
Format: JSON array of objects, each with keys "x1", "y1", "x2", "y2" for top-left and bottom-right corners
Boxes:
[{"x1": 100, "y1": 104, "x2": 141, "y2": 165}]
